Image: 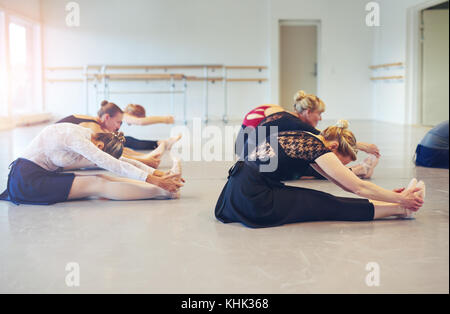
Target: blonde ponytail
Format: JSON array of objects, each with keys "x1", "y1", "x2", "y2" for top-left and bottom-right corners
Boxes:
[{"x1": 321, "y1": 120, "x2": 358, "y2": 161}]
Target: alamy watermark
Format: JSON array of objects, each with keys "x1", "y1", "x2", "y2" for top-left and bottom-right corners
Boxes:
[
  {"x1": 365, "y1": 2, "x2": 380, "y2": 27},
  {"x1": 169, "y1": 118, "x2": 279, "y2": 172},
  {"x1": 65, "y1": 262, "x2": 80, "y2": 287},
  {"x1": 66, "y1": 2, "x2": 80, "y2": 27},
  {"x1": 365, "y1": 262, "x2": 380, "y2": 287}
]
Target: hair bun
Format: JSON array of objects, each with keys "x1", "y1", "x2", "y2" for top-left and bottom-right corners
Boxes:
[
  {"x1": 335, "y1": 120, "x2": 349, "y2": 129},
  {"x1": 101, "y1": 100, "x2": 109, "y2": 107},
  {"x1": 294, "y1": 90, "x2": 307, "y2": 102},
  {"x1": 113, "y1": 131, "x2": 126, "y2": 143}
]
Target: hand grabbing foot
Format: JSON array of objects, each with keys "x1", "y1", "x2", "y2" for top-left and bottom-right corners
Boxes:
[{"x1": 400, "y1": 178, "x2": 425, "y2": 219}]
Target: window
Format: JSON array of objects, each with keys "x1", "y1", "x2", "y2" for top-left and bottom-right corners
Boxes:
[
  {"x1": 9, "y1": 21, "x2": 31, "y2": 114},
  {"x1": 0, "y1": 9, "x2": 42, "y2": 118}
]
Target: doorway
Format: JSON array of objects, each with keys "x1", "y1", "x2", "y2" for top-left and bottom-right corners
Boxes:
[
  {"x1": 279, "y1": 20, "x2": 320, "y2": 110},
  {"x1": 420, "y1": 1, "x2": 449, "y2": 126}
]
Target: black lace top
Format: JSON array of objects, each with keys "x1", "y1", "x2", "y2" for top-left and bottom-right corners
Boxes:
[{"x1": 246, "y1": 130, "x2": 331, "y2": 182}]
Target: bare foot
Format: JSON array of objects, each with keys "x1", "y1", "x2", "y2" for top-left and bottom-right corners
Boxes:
[
  {"x1": 148, "y1": 141, "x2": 166, "y2": 158},
  {"x1": 164, "y1": 134, "x2": 183, "y2": 151}
]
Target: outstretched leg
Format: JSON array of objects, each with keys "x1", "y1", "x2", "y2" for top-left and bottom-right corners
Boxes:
[
  {"x1": 370, "y1": 200, "x2": 409, "y2": 219},
  {"x1": 67, "y1": 175, "x2": 177, "y2": 201}
]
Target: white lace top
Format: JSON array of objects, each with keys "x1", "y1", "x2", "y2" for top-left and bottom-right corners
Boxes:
[{"x1": 21, "y1": 123, "x2": 155, "y2": 181}]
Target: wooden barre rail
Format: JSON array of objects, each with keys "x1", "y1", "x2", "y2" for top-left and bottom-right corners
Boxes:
[
  {"x1": 46, "y1": 75, "x2": 268, "y2": 82},
  {"x1": 227, "y1": 78, "x2": 267, "y2": 82},
  {"x1": 46, "y1": 78, "x2": 95, "y2": 83},
  {"x1": 102, "y1": 65, "x2": 223, "y2": 70},
  {"x1": 94, "y1": 73, "x2": 186, "y2": 80},
  {"x1": 186, "y1": 76, "x2": 223, "y2": 81},
  {"x1": 47, "y1": 66, "x2": 90, "y2": 71},
  {"x1": 369, "y1": 62, "x2": 404, "y2": 70},
  {"x1": 370, "y1": 75, "x2": 404, "y2": 81},
  {"x1": 46, "y1": 65, "x2": 268, "y2": 71},
  {"x1": 226, "y1": 66, "x2": 268, "y2": 70}
]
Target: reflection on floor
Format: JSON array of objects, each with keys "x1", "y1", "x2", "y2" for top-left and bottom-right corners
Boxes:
[{"x1": 0, "y1": 119, "x2": 448, "y2": 293}]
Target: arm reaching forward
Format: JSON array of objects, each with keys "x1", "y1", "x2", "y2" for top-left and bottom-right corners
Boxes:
[{"x1": 314, "y1": 152, "x2": 423, "y2": 210}]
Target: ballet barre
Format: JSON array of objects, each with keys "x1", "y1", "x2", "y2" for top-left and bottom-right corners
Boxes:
[
  {"x1": 369, "y1": 62, "x2": 405, "y2": 83},
  {"x1": 370, "y1": 75, "x2": 405, "y2": 81},
  {"x1": 45, "y1": 64, "x2": 269, "y2": 123},
  {"x1": 94, "y1": 73, "x2": 188, "y2": 124},
  {"x1": 369, "y1": 62, "x2": 404, "y2": 69}
]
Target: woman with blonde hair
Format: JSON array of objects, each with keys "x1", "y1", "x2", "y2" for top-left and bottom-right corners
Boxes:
[
  {"x1": 217, "y1": 121, "x2": 424, "y2": 228},
  {"x1": 236, "y1": 91, "x2": 380, "y2": 179},
  {"x1": 0, "y1": 123, "x2": 184, "y2": 205}
]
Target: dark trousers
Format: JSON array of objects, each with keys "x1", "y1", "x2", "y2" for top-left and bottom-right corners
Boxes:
[{"x1": 124, "y1": 136, "x2": 159, "y2": 150}]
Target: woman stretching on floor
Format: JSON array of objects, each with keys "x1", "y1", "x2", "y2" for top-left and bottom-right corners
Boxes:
[
  {"x1": 217, "y1": 120, "x2": 425, "y2": 228},
  {"x1": 57, "y1": 101, "x2": 181, "y2": 168},
  {"x1": 0, "y1": 123, "x2": 184, "y2": 205},
  {"x1": 236, "y1": 91, "x2": 380, "y2": 179},
  {"x1": 123, "y1": 104, "x2": 175, "y2": 126}
]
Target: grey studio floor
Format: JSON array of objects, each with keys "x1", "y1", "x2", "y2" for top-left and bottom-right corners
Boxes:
[{"x1": 0, "y1": 119, "x2": 448, "y2": 294}]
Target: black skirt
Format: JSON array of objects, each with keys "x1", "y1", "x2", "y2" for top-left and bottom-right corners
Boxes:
[
  {"x1": 215, "y1": 162, "x2": 375, "y2": 228},
  {"x1": 0, "y1": 159, "x2": 76, "y2": 205}
]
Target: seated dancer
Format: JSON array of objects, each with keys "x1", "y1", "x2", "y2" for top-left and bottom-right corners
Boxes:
[
  {"x1": 57, "y1": 101, "x2": 182, "y2": 168},
  {"x1": 415, "y1": 120, "x2": 449, "y2": 169},
  {"x1": 0, "y1": 123, "x2": 184, "y2": 205},
  {"x1": 121, "y1": 104, "x2": 175, "y2": 151},
  {"x1": 123, "y1": 104, "x2": 175, "y2": 126},
  {"x1": 236, "y1": 91, "x2": 380, "y2": 179},
  {"x1": 216, "y1": 121, "x2": 425, "y2": 229}
]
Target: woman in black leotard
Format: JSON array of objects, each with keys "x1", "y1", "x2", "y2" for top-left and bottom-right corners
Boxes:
[
  {"x1": 57, "y1": 114, "x2": 160, "y2": 151},
  {"x1": 57, "y1": 101, "x2": 181, "y2": 168},
  {"x1": 237, "y1": 91, "x2": 381, "y2": 180},
  {"x1": 216, "y1": 121, "x2": 425, "y2": 228}
]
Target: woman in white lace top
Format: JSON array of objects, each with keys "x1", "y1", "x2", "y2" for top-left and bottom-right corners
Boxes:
[{"x1": 0, "y1": 123, "x2": 183, "y2": 205}]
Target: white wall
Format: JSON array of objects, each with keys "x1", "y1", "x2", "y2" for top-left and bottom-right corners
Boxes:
[
  {"x1": 4, "y1": 0, "x2": 439, "y2": 125},
  {"x1": 41, "y1": 0, "x2": 271, "y2": 121},
  {"x1": 269, "y1": 0, "x2": 374, "y2": 121},
  {"x1": 42, "y1": 0, "x2": 380, "y2": 122},
  {"x1": 43, "y1": 0, "x2": 434, "y2": 124},
  {"x1": 371, "y1": 0, "x2": 447, "y2": 125}
]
